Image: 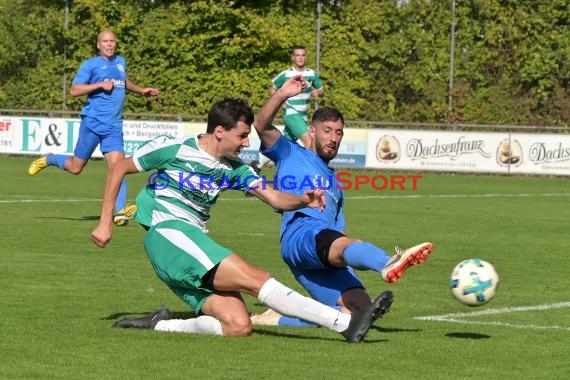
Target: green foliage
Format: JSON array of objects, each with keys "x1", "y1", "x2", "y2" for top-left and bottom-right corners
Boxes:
[{"x1": 0, "y1": 0, "x2": 568, "y2": 126}]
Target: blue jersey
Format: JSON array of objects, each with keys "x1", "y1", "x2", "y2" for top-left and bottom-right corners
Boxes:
[
  {"x1": 72, "y1": 55, "x2": 127, "y2": 129},
  {"x1": 261, "y1": 135, "x2": 345, "y2": 237}
]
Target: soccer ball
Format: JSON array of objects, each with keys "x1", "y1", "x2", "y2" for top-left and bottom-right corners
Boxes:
[{"x1": 449, "y1": 259, "x2": 499, "y2": 306}]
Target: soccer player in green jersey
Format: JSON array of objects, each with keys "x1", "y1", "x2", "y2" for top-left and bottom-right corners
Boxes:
[
  {"x1": 91, "y1": 98, "x2": 392, "y2": 342},
  {"x1": 256, "y1": 45, "x2": 324, "y2": 171},
  {"x1": 271, "y1": 45, "x2": 324, "y2": 147}
]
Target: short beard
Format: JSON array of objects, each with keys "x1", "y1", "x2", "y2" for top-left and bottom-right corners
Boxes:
[{"x1": 315, "y1": 143, "x2": 336, "y2": 163}]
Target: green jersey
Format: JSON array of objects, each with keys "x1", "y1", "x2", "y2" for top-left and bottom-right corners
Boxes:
[
  {"x1": 272, "y1": 67, "x2": 323, "y2": 119},
  {"x1": 132, "y1": 135, "x2": 260, "y2": 231}
]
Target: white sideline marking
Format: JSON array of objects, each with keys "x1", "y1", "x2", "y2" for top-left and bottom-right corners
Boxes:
[
  {"x1": 2, "y1": 192, "x2": 570, "y2": 204},
  {"x1": 0, "y1": 198, "x2": 102, "y2": 203},
  {"x1": 345, "y1": 192, "x2": 570, "y2": 200},
  {"x1": 415, "y1": 301, "x2": 570, "y2": 331}
]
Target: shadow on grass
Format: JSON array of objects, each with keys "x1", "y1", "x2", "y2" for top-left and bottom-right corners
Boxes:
[
  {"x1": 102, "y1": 311, "x2": 393, "y2": 343},
  {"x1": 36, "y1": 215, "x2": 101, "y2": 221},
  {"x1": 446, "y1": 332, "x2": 491, "y2": 339},
  {"x1": 252, "y1": 328, "x2": 390, "y2": 343},
  {"x1": 101, "y1": 310, "x2": 198, "y2": 321},
  {"x1": 370, "y1": 325, "x2": 422, "y2": 333}
]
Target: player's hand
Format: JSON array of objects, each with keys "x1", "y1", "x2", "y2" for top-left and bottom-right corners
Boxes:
[
  {"x1": 101, "y1": 80, "x2": 114, "y2": 92},
  {"x1": 91, "y1": 224, "x2": 112, "y2": 248},
  {"x1": 280, "y1": 76, "x2": 307, "y2": 98},
  {"x1": 303, "y1": 189, "x2": 327, "y2": 212},
  {"x1": 141, "y1": 87, "x2": 159, "y2": 97}
]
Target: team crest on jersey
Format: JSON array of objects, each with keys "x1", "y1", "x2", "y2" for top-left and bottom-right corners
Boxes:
[
  {"x1": 312, "y1": 174, "x2": 332, "y2": 190},
  {"x1": 116, "y1": 63, "x2": 125, "y2": 72}
]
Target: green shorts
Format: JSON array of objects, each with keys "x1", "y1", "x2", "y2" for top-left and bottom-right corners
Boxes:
[
  {"x1": 283, "y1": 113, "x2": 309, "y2": 141},
  {"x1": 143, "y1": 220, "x2": 232, "y2": 313}
]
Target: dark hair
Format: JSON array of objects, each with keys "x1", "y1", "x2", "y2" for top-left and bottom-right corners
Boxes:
[
  {"x1": 291, "y1": 45, "x2": 306, "y2": 54},
  {"x1": 312, "y1": 107, "x2": 344, "y2": 125},
  {"x1": 206, "y1": 98, "x2": 254, "y2": 133}
]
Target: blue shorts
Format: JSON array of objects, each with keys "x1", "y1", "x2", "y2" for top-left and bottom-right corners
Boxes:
[
  {"x1": 74, "y1": 116, "x2": 124, "y2": 160},
  {"x1": 281, "y1": 216, "x2": 364, "y2": 306}
]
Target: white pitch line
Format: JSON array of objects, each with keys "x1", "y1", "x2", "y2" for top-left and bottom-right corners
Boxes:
[
  {"x1": 415, "y1": 301, "x2": 570, "y2": 331},
  {"x1": 0, "y1": 198, "x2": 101, "y2": 203},
  {"x1": 418, "y1": 318, "x2": 570, "y2": 331},
  {"x1": 0, "y1": 194, "x2": 102, "y2": 201},
  {"x1": 2, "y1": 192, "x2": 570, "y2": 204},
  {"x1": 345, "y1": 192, "x2": 570, "y2": 200},
  {"x1": 416, "y1": 301, "x2": 570, "y2": 319}
]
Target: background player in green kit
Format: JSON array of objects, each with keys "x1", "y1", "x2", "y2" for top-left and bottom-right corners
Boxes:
[
  {"x1": 256, "y1": 45, "x2": 324, "y2": 170},
  {"x1": 91, "y1": 98, "x2": 392, "y2": 342},
  {"x1": 271, "y1": 45, "x2": 324, "y2": 146}
]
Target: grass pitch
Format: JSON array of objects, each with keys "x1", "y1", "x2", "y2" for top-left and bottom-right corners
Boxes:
[{"x1": 1, "y1": 156, "x2": 568, "y2": 379}]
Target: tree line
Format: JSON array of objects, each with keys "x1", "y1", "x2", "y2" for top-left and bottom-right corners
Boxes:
[{"x1": 0, "y1": 0, "x2": 568, "y2": 126}]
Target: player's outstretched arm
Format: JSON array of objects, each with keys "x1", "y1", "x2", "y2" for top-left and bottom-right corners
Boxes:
[
  {"x1": 91, "y1": 158, "x2": 139, "y2": 248},
  {"x1": 248, "y1": 185, "x2": 326, "y2": 212},
  {"x1": 126, "y1": 79, "x2": 159, "y2": 97},
  {"x1": 255, "y1": 76, "x2": 306, "y2": 149}
]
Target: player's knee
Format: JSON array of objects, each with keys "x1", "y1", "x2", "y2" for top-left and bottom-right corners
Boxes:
[
  {"x1": 66, "y1": 158, "x2": 86, "y2": 175},
  {"x1": 67, "y1": 166, "x2": 84, "y2": 175},
  {"x1": 221, "y1": 316, "x2": 252, "y2": 337},
  {"x1": 107, "y1": 160, "x2": 121, "y2": 169}
]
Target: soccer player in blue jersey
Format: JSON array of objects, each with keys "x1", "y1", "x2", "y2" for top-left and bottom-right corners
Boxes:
[
  {"x1": 251, "y1": 76, "x2": 434, "y2": 327},
  {"x1": 90, "y1": 98, "x2": 392, "y2": 342},
  {"x1": 28, "y1": 30, "x2": 159, "y2": 225}
]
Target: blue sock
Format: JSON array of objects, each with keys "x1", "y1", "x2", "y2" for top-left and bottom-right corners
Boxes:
[
  {"x1": 46, "y1": 154, "x2": 69, "y2": 170},
  {"x1": 115, "y1": 179, "x2": 127, "y2": 213},
  {"x1": 343, "y1": 242, "x2": 390, "y2": 272},
  {"x1": 277, "y1": 316, "x2": 318, "y2": 327},
  {"x1": 277, "y1": 305, "x2": 342, "y2": 327}
]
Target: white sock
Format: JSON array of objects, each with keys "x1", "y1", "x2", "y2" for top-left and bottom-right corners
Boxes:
[
  {"x1": 257, "y1": 278, "x2": 350, "y2": 332},
  {"x1": 154, "y1": 316, "x2": 223, "y2": 335}
]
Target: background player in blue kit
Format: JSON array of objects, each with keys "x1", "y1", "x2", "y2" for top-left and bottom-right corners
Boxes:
[
  {"x1": 251, "y1": 76, "x2": 434, "y2": 327},
  {"x1": 28, "y1": 30, "x2": 159, "y2": 225}
]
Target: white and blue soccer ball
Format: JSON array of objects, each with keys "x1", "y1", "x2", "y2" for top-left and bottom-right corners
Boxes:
[{"x1": 450, "y1": 259, "x2": 499, "y2": 306}]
